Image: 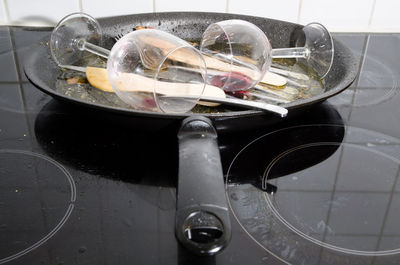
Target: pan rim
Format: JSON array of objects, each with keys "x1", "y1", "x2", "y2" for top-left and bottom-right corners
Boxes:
[{"x1": 23, "y1": 11, "x2": 358, "y2": 119}]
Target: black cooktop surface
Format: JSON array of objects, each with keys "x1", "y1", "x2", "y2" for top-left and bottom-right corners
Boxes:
[{"x1": 1, "y1": 26, "x2": 400, "y2": 265}]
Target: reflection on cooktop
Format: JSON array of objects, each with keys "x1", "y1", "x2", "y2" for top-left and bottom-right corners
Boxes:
[
  {"x1": 1, "y1": 26, "x2": 400, "y2": 264},
  {"x1": 0, "y1": 150, "x2": 75, "y2": 264},
  {"x1": 227, "y1": 125, "x2": 400, "y2": 264}
]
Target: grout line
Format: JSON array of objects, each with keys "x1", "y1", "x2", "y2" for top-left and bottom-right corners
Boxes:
[
  {"x1": 78, "y1": 0, "x2": 83, "y2": 12},
  {"x1": 331, "y1": 28, "x2": 400, "y2": 33},
  {"x1": 0, "y1": 81, "x2": 20, "y2": 85},
  {"x1": 346, "y1": 34, "x2": 370, "y2": 121},
  {"x1": 297, "y1": 0, "x2": 303, "y2": 24},
  {"x1": 3, "y1": 0, "x2": 10, "y2": 23},
  {"x1": 8, "y1": 27, "x2": 35, "y2": 152},
  {"x1": 225, "y1": 0, "x2": 230, "y2": 13},
  {"x1": 8, "y1": 28, "x2": 22, "y2": 83},
  {"x1": 372, "y1": 165, "x2": 400, "y2": 261},
  {"x1": 153, "y1": 0, "x2": 156, "y2": 12},
  {"x1": 318, "y1": 143, "x2": 345, "y2": 261},
  {"x1": 368, "y1": 0, "x2": 377, "y2": 30}
]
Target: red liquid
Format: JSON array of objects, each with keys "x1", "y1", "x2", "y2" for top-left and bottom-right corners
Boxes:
[
  {"x1": 142, "y1": 97, "x2": 157, "y2": 109},
  {"x1": 210, "y1": 72, "x2": 252, "y2": 92}
]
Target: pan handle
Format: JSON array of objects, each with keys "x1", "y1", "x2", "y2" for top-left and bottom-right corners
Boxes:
[{"x1": 175, "y1": 116, "x2": 231, "y2": 255}]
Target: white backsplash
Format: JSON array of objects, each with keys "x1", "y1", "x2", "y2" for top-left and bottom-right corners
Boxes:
[
  {"x1": 155, "y1": 0, "x2": 226, "y2": 12},
  {"x1": 228, "y1": 0, "x2": 300, "y2": 24},
  {"x1": 299, "y1": 0, "x2": 375, "y2": 31},
  {"x1": 0, "y1": 0, "x2": 399, "y2": 32}
]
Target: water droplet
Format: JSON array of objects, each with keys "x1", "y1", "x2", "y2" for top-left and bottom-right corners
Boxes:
[{"x1": 78, "y1": 246, "x2": 87, "y2": 253}]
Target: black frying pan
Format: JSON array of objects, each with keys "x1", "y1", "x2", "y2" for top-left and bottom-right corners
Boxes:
[{"x1": 24, "y1": 12, "x2": 358, "y2": 256}]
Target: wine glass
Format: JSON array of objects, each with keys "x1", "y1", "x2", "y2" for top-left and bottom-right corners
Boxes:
[
  {"x1": 271, "y1": 22, "x2": 334, "y2": 79},
  {"x1": 200, "y1": 20, "x2": 334, "y2": 92},
  {"x1": 50, "y1": 12, "x2": 109, "y2": 66},
  {"x1": 50, "y1": 13, "x2": 288, "y2": 116},
  {"x1": 106, "y1": 29, "x2": 208, "y2": 113},
  {"x1": 200, "y1": 19, "x2": 272, "y2": 92},
  {"x1": 50, "y1": 13, "x2": 207, "y2": 113}
]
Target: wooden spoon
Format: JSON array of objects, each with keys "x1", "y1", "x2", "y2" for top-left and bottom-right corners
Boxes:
[
  {"x1": 137, "y1": 35, "x2": 287, "y2": 88},
  {"x1": 60, "y1": 65, "x2": 288, "y2": 116},
  {"x1": 63, "y1": 65, "x2": 225, "y2": 107}
]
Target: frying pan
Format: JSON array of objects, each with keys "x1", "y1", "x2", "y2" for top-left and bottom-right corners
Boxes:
[{"x1": 24, "y1": 12, "x2": 358, "y2": 256}]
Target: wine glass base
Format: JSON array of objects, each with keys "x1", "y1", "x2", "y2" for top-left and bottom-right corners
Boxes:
[
  {"x1": 297, "y1": 22, "x2": 334, "y2": 79},
  {"x1": 50, "y1": 12, "x2": 103, "y2": 66}
]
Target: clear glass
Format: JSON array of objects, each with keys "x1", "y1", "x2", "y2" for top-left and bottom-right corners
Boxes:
[
  {"x1": 200, "y1": 20, "x2": 334, "y2": 90},
  {"x1": 200, "y1": 20, "x2": 272, "y2": 92},
  {"x1": 271, "y1": 22, "x2": 334, "y2": 79},
  {"x1": 50, "y1": 13, "x2": 207, "y2": 114},
  {"x1": 50, "y1": 12, "x2": 107, "y2": 66},
  {"x1": 107, "y1": 29, "x2": 207, "y2": 113}
]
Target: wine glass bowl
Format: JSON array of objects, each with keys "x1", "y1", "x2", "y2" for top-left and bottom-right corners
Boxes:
[
  {"x1": 200, "y1": 19, "x2": 334, "y2": 94},
  {"x1": 107, "y1": 29, "x2": 207, "y2": 113},
  {"x1": 200, "y1": 19, "x2": 272, "y2": 92}
]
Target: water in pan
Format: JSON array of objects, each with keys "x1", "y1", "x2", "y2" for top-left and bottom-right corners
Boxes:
[{"x1": 54, "y1": 53, "x2": 325, "y2": 114}]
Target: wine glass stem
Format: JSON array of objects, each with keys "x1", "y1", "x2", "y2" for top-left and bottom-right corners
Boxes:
[
  {"x1": 271, "y1": 47, "x2": 310, "y2": 59},
  {"x1": 75, "y1": 39, "x2": 110, "y2": 59}
]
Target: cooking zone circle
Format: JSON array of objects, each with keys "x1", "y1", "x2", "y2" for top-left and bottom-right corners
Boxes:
[
  {"x1": 0, "y1": 150, "x2": 76, "y2": 264},
  {"x1": 226, "y1": 125, "x2": 400, "y2": 264},
  {"x1": 329, "y1": 50, "x2": 398, "y2": 107}
]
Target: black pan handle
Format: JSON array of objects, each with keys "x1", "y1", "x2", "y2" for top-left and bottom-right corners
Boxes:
[{"x1": 175, "y1": 116, "x2": 231, "y2": 255}]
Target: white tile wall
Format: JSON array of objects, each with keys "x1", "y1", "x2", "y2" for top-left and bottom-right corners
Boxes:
[
  {"x1": 299, "y1": 0, "x2": 375, "y2": 31},
  {"x1": 228, "y1": 0, "x2": 299, "y2": 24},
  {"x1": 7, "y1": 0, "x2": 79, "y2": 26},
  {"x1": 0, "y1": 0, "x2": 399, "y2": 32},
  {"x1": 370, "y1": 0, "x2": 400, "y2": 31},
  {"x1": 155, "y1": 0, "x2": 226, "y2": 12},
  {"x1": 0, "y1": 1, "x2": 6, "y2": 23},
  {"x1": 82, "y1": 0, "x2": 153, "y2": 18}
]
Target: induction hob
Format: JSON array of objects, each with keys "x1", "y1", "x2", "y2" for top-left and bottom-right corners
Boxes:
[{"x1": 1, "y1": 26, "x2": 400, "y2": 265}]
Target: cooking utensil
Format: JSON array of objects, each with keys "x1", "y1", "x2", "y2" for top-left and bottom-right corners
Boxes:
[
  {"x1": 199, "y1": 20, "x2": 333, "y2": 92},
  {"x1": 51, "y1": 13, "x2": 208, "y2": 113},
  {"x1": 51, "y1": 13, "x2": 287, "y2": 113},
  {"x1": 24, "y1": 11, "x2": 358, "y2": 255},
  {"x1": 162, "y1": 95, "x2": 288, "y2": 116},
  {"x1": 114, "y1": 32, "x2": 288, "y2": 88},
  {"x1": 59, "y1": 65, "x2": 288, "y2": 113},
  {"x1": 60, "y1": 65, "x2": 223, "y2": 106}
]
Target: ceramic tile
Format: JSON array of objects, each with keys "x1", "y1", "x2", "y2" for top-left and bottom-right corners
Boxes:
[
  {"x1": 82, "y1": 0, "x2": 153, "y2": 18},
  {"x1": 335, "y1": 144, "x2": 398, "y2": 192},
  {"x1": 382, "y1": 194, "x2": 400, "y2": 236},
  {"x1": 11, "y1": 28, "x2": 51, "y2": 82},
  {"x1": 0, "y1": 1, "x2": 6, "y2": 24},
  {"x1": 370, "y1": 0, "x2": 400, "y2": 31},
  {"x1": 328, "y1": 34, "x2": 366, "y2": 118},
  {"x1": 326, "y1": 192, "x2": 389, "y2": 235},
  {"x1": 273, "y1": 146, "x2": 340, "y2": 191},
  {"x1": 0, "y1": 28, "x2": 18, "y2": 82},
  {"x1": 228, "y1": 0, "x2": 299, "y2": 23},
  {"x1": 347, "y1": 35, "x2": 400, "y2": 137},
  {"x1": 0, "y1": 84, "x2": 31, "y2": 150},
  {"x1": 270, "y1": 191, "x2": 332, "y2": 241},
  {"x1": 378, "y1": 236, "x2": 400, "y2": 252},
  {"x1": 155, "y1": 0, "x2": 225, "y2": 12},
  {"x1": 7, "y1": 0, "x2": 79, "y2": 26},
  {"x1": 322, "y1": 235, "x2": 379, "y2": 252},
  {"x1": 299, "y1": 0, "x2": 374, "y2": 31}
]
